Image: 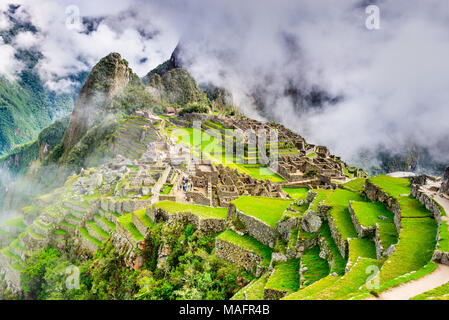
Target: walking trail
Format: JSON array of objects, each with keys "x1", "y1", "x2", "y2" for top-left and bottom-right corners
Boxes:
[
  {"x1": 367, "y1": 264, "x2": 449, "y2": 300},
  {"x1": 369, "y1": 184, "x2": 449, "y2": 300}
]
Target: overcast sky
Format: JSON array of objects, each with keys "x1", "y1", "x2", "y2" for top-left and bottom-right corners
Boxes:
[{"x1": 1, "y1": 0, "x2": 449, "y2": 166}]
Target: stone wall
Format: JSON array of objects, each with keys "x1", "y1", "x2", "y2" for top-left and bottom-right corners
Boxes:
[
  {"x1": 432, "y1": 249, "x2": 449, "y2": 265},
  {"x1": 263, "y1": 287, "x2": 288, "y2": 300},
  {"x1": 186, "y1": 191, "x2": 211, "y2": 206},
  {"x1": 23, "y1": 231, "x2": 48, "y2": 251},
  {"x1": 110, "y1": 231, "x2": 138, "y2": 269},
  {"x1": 374, "y1": 225, "x2": 395, "y2": 260},
  {"x1": 132, "y1": 212, "x2": 149, "y2": 236},
  {"x1": 440, "y1": 167, "x2": 449, "y2": 196},
  {"x1": 77, "y1": 233, "x2": 98, "y2": 255},
  {"x1": 365, "y1": 179, "x2": 402, "y2": 233},
  {"x1": 348, "y1": 201, "x2": 375, "y2": 238},
  {"x1": 215, "y1": 237, "x2": 265, "y2": 275},
  {"x1": 116, "y1": 222, "x2": 139, "y2": 247},
  {"x1": 147, "y1": 207, "x2": 226, "y2": 233},
  {"x1": 318, "y1": 236, "x2": 335, "y2": 272},
  {"x1": 101, "y1": 198, "x2": 151, "y2": 214},
  {"x1": 228, "y1": 204, "x2": 277, "y2": 248},
  {"x1": 276, "y1": 217, "x2": 299, "y2": 242},
  {"x1": 159, "y1": 195, "x2": 176, "y2": 202},
  {"x1": 411, "y1": 184, "x2": 443, "y2": 223},
  {"x1": 326, "y1": 212, "x2": 348, "y2": 258},
  {"x1": 296, "y1": 237, "x2": 318, "y2": 255}
]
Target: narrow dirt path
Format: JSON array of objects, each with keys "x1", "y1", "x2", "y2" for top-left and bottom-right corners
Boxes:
[
  {"x1": 434, "y1": 193, "x2": 449, "y2": 216},
  {"x1": 367, "y1": 264, "x2": 449, "y2": 300}
]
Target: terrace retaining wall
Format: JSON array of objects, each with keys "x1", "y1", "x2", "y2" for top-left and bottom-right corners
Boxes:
[
  {"x1": 348, "y1": 201, "x2": 375, "y2": 238},
  {"x1": 365, "y1": 180, "x2": 402, "y2": 233},
  {"x1": 215, "y1": 237, "x2": 265, "y2": 275},
  {"x1": 228, "y1": 204, "x2": 277, "y2": 248},
  {"x1": 326, "y1": 211, "x2": 348, "y2": 258},
  {"x1": 147, "y1": 207, "x2": 226, "y2": 233},
  {"x1": 411, "y1": 184, "x2": 443, "y2": 223}
]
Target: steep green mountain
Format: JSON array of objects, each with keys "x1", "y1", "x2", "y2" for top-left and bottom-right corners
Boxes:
[
  {"x1": 0, "y1": 72, "x2": 74, "y2": 156},
  {"x1": 0, "y1": 12, "x2": 87, "y2": 156}
]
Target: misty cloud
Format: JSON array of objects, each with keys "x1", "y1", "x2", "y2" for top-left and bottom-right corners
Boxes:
[{"x1": 0, "y1": 0, "x2": 448, "y2": 169}]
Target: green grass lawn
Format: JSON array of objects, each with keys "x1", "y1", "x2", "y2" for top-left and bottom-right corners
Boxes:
[
  {"x1": 377, "y1": 222, "x2": 399, "y2": 253},
  {"x1": 342, "y1": 178, "x2": 366, "y2": 193},
  {"x1": 309, "y1": 189, "x2": 333, "y2": 212},
  {"x1": 231, "y1": 275, "x2": 267, "y2": 300},
  {"x1": 301, "y1": 247, "x2": 330, "y2": 286},
  {"x1": 265, "y1": 258, "x2": 300, "y2": 293},
  {"x1": 399, "y1": 196, "x2": 434, "y2": 218},
  {"x1": 232, "y1": 196, "x2": 293, "y2": 228},
  {"x1": 283, "y1": 275, "x2": 340, "y2": 300},
  {"x1": 346, "y1": 238, "x2": 377, "y2": 270},
  {"x1": 217, "y1": 230, "x2": 273, "y2": 265},
  {"x1": 350, "y1": 201, "x2": 394, "y2": 227},
  {"x1": 86, "y1": 221, "x2": 109, "y2": 239},
  {"x1": 154, "y1": 201, "x2": 227, "y2": 219},
  {"x1": 438, "y1": 220, "x2": 449, "y2": 252},
  {"x1": 282, "y1": 187, "x2": 309, "y2": 199},
  {"x1": 369, "y1": 175, "x2": 411, "y2": 198},
  {"x1": 161, "y1": 184, "x2": 173, "y2": 195},
  {"x1": 318, "y1": 222, "x2": 347, "y2": 275},
  {"x1": 55, "y1": 229, "x2": 68, "y2": 236},
  {"x1": 79, "y1": 227, "x2": 103, "y2": 247},
  {"x1": 236, "y1": 165, "x2": 286, "y2": 182},
  {"x1": 376, "y1": 217, "x2": 437, "y2": 288},
  {"x1": 412, "y1": 281, "x2": 449, "y2": 300},
  {"x1": 27, "y1": 227, "x2": 45, "y2": 239},
  {"x1": 133, "y1": 208, "x2": 154, "y2": 228},
  {"x1": 61, "y1": 221, "x2": 76, "y2": 229},
  {"x1": 117, "y1": 213, "x2": 144, "y2": 241},
  {"x1": 304, "y1": 257, "x2": 383, "y2": 300},
  {"x1": 101, "y1": 217, "x2": 116, "y2": 231},
  {"x1": 326, "y1": 189, "x2": 364, "y2": 241}
]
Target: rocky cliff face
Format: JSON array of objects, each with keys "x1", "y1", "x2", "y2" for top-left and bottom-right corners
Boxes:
[
  {"x1": 62, "y1": 53, "x2": 140, "y2": 157},
  {"x1": 146, "y1": 68, "x2": 208, "y2": 107},
  {"x1": 440, "y1": 167, "x2": 449, "y2": 196}
]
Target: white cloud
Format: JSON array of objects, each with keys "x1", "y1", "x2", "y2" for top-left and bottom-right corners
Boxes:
[
  {"x1": 0, "y1": 39, "x2": 23, "y2": 81},
  {"x1": 13, "y1": 31, "x2": 41, "y2": 49}
]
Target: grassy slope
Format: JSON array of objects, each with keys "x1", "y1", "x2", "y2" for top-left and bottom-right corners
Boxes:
[
  {"x1": 325, "y1": 189, "x2": 364, "y2": 240},
  {"x1": 281, "y1": 187, "x2": 309, "y2": 199},
  {"x1": 265, "y1": 259, "x2": 300, "y2": 293},
  {"x1": 154, "y1": 201, "x2": 227, "y2": 219},
  {"x1": 369, "y1": 175, "x2": 411, "y2": 198},
  {"x1": 300, "y1": 246, "x2": 330, "y2": 286},
  {"x1": 232, "y1": 196, "x2": 293, "y2": 228},
  {"x1": 217, "y1": 230, "x2": 273, "y2": 265}
]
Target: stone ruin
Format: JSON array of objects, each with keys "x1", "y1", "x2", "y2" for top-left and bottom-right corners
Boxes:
[{"x1": 186, "y1": 161, "x2": 285, "y2": 208}]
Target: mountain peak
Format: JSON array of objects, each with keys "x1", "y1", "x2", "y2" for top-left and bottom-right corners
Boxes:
[{"x1": 61, "y1": 52, "x2": 140, "y2": 157}]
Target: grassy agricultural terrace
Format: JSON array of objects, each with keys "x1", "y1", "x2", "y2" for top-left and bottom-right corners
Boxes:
[
  {"x1": 281, "y1": 187, "x2": 309, "y2": 199},
  {"x1": 231, "y1": 196, "x2": 293, "y2": 228},
  {"x1": 168, "y1": 126, "x2": 285, "y2": 182},
  {"x1": 153, "y1": 201, "x2": 227, "y2": 219},
  {"x1": 217, "y1": 230, "x2": 273, "y2": 266},
  {"x1": 264, "y1": 258, "x2": 300, "y2": 295},
  {"x1": 369, "y1": 175, "x2": 411, "y2": 198}
]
